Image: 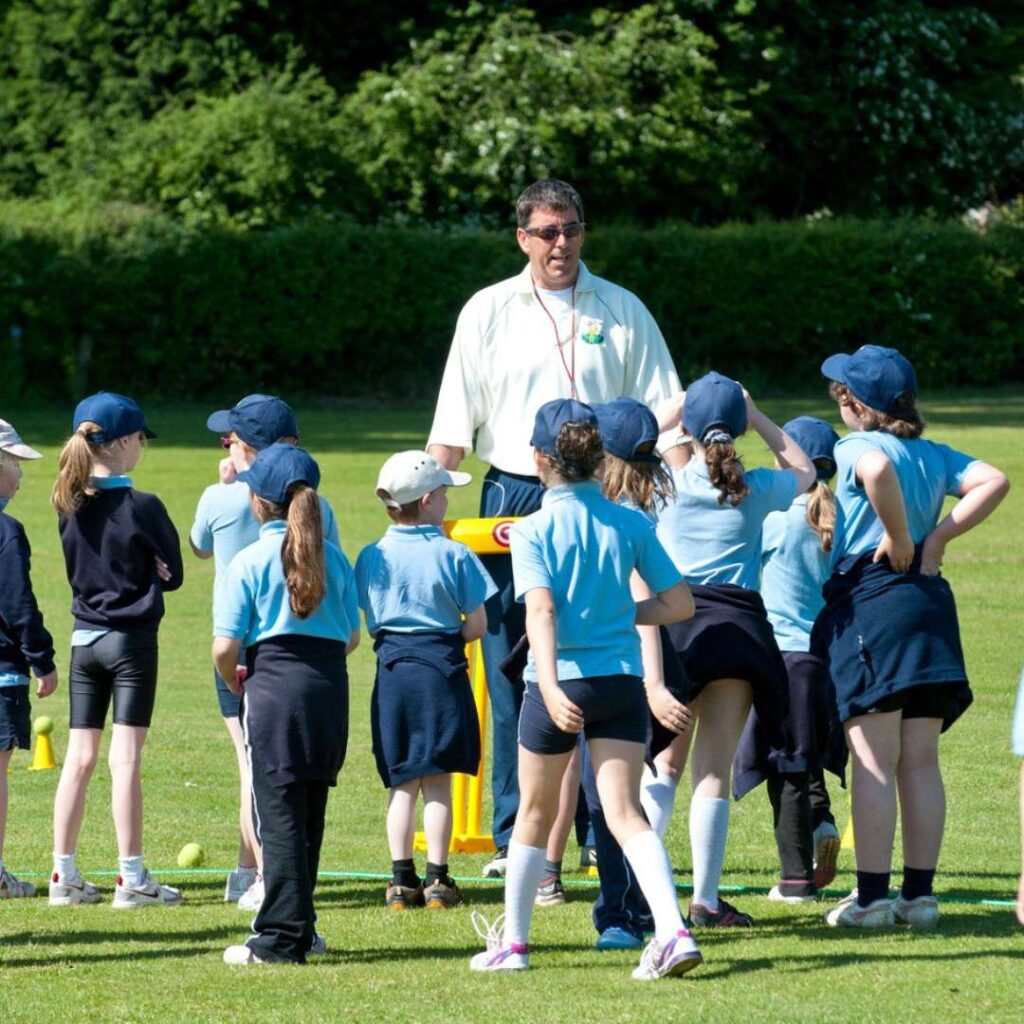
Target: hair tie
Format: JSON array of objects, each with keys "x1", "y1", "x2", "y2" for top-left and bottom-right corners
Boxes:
[
  {"x1": 703, "y1": 429, "x2": 733, "y2": 446},
  {"x1": 82, "y1": 430, "x2": 107, "y2": 446}
]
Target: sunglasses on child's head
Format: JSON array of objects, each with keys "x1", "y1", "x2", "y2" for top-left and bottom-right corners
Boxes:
[{"x1": 220, "y1": 435, "x2": 235, "y2": 450}]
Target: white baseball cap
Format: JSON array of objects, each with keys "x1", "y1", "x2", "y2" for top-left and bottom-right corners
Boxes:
[
  {"x1": 0, "y1": 420, "x2": 43, "y2": 460},
  {"x1": 376, "y1": 450, "x2": 471, "y2": 508}
]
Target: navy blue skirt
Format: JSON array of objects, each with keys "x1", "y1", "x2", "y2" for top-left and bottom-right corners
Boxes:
[
  {"x1": 243, "y1": 635, "x2": 349, "y2": 787},
  {"x1": 665, "y1": 584, "x2": 801, "y2": 795},
  {"x1": 811, "y1": 550, "x2": 971, "y2": 729},
  {"x1": 372, "y1": 631, "x2": 481, "y2": 788}
]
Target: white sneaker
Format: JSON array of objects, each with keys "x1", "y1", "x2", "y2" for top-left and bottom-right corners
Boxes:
[
  {"x1": 224, "y1": 868, "x2": 257, "y2": 903},
  {"x1": 468, "y1": 911, "x2": 529, "y2": 972},
  {"x1": 0, "y1": 869, "x2": 37, "y2": 899},
  {"x1": 768, "y1": 885, "x2": 817, "y2": 905},
  {"x1": 49, "y1": 873, "x2": 101, "y2": 906},
  {"x1": 892, "y1": 893, "x2": 939, "y2": 930},
  {"x1": 825, "y1": 890, "x2": 894, "y2": 928},
  {"x1": 223, "y1": 944, "x2": 264, "y2": 965},
  {"x1": 112, "y1": 870, "x2": 184, "y2": 909},
  {"x1": 482, "y1": 847, "x2": 508, "y2": 879},
  {"x1": 631, "y1": 928, "x2": 702, "y2": 981},
  {"x1": 237, "y1": 875, "x2": 265, "y2": 911},
  {"x1": 813, "y1": 821, "x2": 841, "y2": 889}
]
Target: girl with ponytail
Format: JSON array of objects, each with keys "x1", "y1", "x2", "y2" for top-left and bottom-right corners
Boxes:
[
  {"x1": 654, "y1": 373, "x2": 816, "y2": 928},
  {"x1": 214, "y1": 444, "x2": 360, "y2": 965}
]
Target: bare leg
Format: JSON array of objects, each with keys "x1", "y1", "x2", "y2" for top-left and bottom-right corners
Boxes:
[
  {"x1": 109, "y1": 724, "x2": 148, "y2": 857},
  {"x1": 545, "y1": 742, "x2": 581, "y2": 865},
  {"x1": 386, "y1": 780, "x2": 420, "y2": 861},
  {"x1": 223, "y1": 715, "x2": 260, "y2": 871},
  {"x1": 844, "y1": 711, "x2": 901, "y2": 874},
  {"x1": 421, "y1": 774, "x2": 454, "y2": 866},
  {"x1": 1017, "y1": 761, "x2": 1024, "y2": 927},
  {"x1": 896, "y1": 717, "x2": 944, "y2": 869},
  {"x1": 52, "y1": 728, "x2": 102, "y2": 854}
]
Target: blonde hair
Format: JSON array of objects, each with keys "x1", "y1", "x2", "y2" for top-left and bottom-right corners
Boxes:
[
  {"x1": 254, "y1": 484, "x2": 326, "y2": 618},
  {"x1": 601, "y1": 450, "x2": 675, "y2": 513},
  {"x1": 51, "y1": 422, "x2": 104, "y2": 516},
  {"x1": 805, "y1": 480, "x2": 837, "y2": 553}
]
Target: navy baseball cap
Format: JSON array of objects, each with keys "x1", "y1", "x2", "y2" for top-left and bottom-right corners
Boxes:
[
  {"x1": 73, "y1": 392, "x2": 156, "y2": 443},
  {"x1": 237, "y1": 443, "x2": 320, "y2": 504},
  {"x1": 783, "y1": 416, "x2": 839, "y2": 480},
  {"x1": 530, "y1": 398, "x2": 598, "y2": 456},
  {"x1": 821, "y1": 345, "x2": 917, "y2": 414},
  {"x1": 593, "y1": 398, "x2": 661, "y2": 464},
  {"x1": 206, "y1": 394, "x2": 298, "y2": 451},
  {"x1": 683, "y1": 372, "x2": 747, "y2": 443}
]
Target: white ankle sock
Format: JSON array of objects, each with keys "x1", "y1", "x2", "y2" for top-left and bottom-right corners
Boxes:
[
  {"x1": 622, "y1": 828, "x2": 685, "y2": 943},
  {"x1": 640, "y1": 765, "x2": 679, "y2": 840},
  {"x1": 119, "y1": 855, "x2": 145, "y2": 888},
  {"x1": 690, "y1": 796, "x2": 730, "y2": 911},
  {"x1": 503, "y1": 841, "x2": 546, "y2": 947},
  {"x1": 53, "y1": 852, "x2": 78, "y2": 882}
]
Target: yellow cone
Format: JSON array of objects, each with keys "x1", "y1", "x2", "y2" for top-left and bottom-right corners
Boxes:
[
  {"x1": 840, "y1": 816, "x2": 855, "y2": 851},
  {"x1": 28, "y1": 732, "x2": 57, "y2": 771}
]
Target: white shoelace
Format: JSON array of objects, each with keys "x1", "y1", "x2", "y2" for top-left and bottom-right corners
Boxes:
[{"x1": 471, "y1": 910, "x2": 506, "y2": 953}]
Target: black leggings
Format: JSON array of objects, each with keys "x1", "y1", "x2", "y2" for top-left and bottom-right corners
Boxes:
[{"x1": 69, "y1": 630, "x2": 159, "y2": 729}]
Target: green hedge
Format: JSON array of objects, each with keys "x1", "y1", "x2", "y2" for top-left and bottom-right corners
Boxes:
[{"x1": 1, "y1": 204, "x2": 1021, "y2": 403}]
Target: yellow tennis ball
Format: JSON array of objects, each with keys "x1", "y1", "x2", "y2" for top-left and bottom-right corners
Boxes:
[
  {"x1": 33, "y1": 715, "x2": 54, "y2": 736},
  {"x1": 177, "y1": 842, "x2": 204, "y2": 868}
]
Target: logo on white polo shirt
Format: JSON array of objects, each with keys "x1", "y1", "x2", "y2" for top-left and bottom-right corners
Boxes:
[{"x1": 579, "y1": 317, "x2": 604, "y2": 345}]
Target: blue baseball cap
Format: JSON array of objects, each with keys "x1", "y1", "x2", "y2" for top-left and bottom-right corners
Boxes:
[
  {"x1": 530, "y1": 398, "x2": 598, "y2": 456},
  {"x1": 820, "y1": 345, "x2": 917, "y2": 414},
  {"x1": 73, "y1": 392, "x2": 156, "y2": 443},
  {"x1": 783, "y1": 416, "x2": 839, "y2": 480},
  {"x1": 236, "y1": 443, "x2": 320, "y2": 504},
  {"x1": 683, "y1": 372, "x2": 747, "y2": 443},
  {"x1": 206, "y1": 394, "x2": 298, "y2": 451},
  {"x1": 593, "y1": 398, "x2": 661, "y2": 464}
]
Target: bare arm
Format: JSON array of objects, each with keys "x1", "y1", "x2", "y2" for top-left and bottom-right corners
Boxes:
[
  {"x1": 461, "y1": 604, "x2": 487, "y2": 643},
  {"x1": 921, "y1": 462, "x2": 1010, "y2": 575},
  {"x1": 346, "y1": 629, "x2": 360, "y2": 656},
  {"x1": 213, "y1": 636, "x2": 243, "y2": 693},
  {"x1": 189, "y1": 537, "x2": 214, "y2": 560},
  {"x1": 857, "y1": 449, "x2": 914, "y2": 571},
  {"x1": 635, "y1": 580, "x2": 694, "y2": 627},
  {"x1": 427, "y1": 445, "x2": 465, "y2": 471},
  {"x1": 524, "y1": 587, "x2": 583, "y2": 734},
  {"x1": 745, "y1": 391, "x2": 816, "y2": 495}
]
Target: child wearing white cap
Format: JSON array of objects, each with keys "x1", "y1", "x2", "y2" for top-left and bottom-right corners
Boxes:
[
  {"x1": 0, "y1": 420, "x2": 58, "y2": 898},
  {"x1": 355, "y1": 451, "x2": 495, "y2": 909}
]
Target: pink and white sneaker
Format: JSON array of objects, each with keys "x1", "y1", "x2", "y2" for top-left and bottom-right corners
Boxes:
[
  {"x1": 468, "y1": 912, "x2": 530, "y2": 972},
  {"x1": 631, "y1": 927, "x2": 703, "y2": 981}
]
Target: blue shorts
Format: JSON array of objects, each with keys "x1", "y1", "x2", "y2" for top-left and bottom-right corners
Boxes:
[
  {"x1": 518, "y1": 675, "x2": 647, "y2": 755},
  {"x1": 0, "y1": 685, "x2": 31, "y2": 751},
  {"x1": 214, "y1": 669, "x2": 241, "y2": 718}
]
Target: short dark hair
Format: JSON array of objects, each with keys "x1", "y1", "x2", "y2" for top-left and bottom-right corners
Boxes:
[{"x1": 516, "y1": 178, "x2": 584, "y2": 228}]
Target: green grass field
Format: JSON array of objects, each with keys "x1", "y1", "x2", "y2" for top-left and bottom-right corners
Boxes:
[{"x1": 1, "y1": 394, "x2": 1022, "y2": 1023}]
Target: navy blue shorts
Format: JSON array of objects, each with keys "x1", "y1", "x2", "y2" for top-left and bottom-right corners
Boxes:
[
  {"x1": 214, "y1": 668, "x2": 241, "y2": 718},
  {"x1": 0, "y1": 685, "x2": 31, "y2": 751},
  {"x1": 519, "y1": 675, "x2": 648, "y2": 755},
  {"x1": 69, "y1": 630, "x2": 159, "y2": 729},
  {"x1": 865, "y1": 682, "x2": 964, "y2": 722}
]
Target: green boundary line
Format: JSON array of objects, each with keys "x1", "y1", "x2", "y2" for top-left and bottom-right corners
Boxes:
[{"x1": 12, "y1": 867, "x2": 1016, "y2": 906}]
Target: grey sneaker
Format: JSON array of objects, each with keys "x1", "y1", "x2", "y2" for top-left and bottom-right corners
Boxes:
[
  {"x1": 49, "y1": 873, "x2": 101, "y2": 906},
  {"x1": 224, "y1": 868, "x2": 257, "y2": 903},
  {"x1": 534, "y1": 876, "x2": 566, "y2": 906},
  {"x1": 0, "y1": 869, "x2": 36, "y2": 899},
  {"x1": 631, "y1": 928, "x2": 702, "y2": 981},
  {"x1": 112, "y1": 870, "x2": 183, "y2": 909},
  {"x1": 482, "y1": 847, "x2": 508, "y2": 879},
  {"x1": 892, "y1": 893, "x2": 939, "y2": 929},
  {"x1": 424, "y1": 878, "x2": 464, "y2": 909},
  {"x1": 308, "y1": 932, "x2": 327, "y2": 955},
  {"x1": 813, "y1": 821, "x2": 841, "y2": 889}
]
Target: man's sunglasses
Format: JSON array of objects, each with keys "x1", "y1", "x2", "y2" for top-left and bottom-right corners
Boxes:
[{"x1": 522, "y1": 222, "x2": 585, "y2": 242}]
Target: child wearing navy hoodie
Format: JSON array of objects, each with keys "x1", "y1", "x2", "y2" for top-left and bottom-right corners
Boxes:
[
  {"x1": 49, "y1": 393, "x2": 184, "y2": 908},
  {"x1": 0, "y1": 420, "x2": 58, "y2": 898}
]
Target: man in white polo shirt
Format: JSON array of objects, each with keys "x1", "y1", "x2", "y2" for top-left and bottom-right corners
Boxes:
[{"x1": 427, "y1": 179, "x2": 680, "y2": 875}]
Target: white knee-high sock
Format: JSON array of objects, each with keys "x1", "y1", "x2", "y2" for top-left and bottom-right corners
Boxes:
[
  {"x1": 622, "y1": 829, "x2": 685, "y2": 943},
  {"x1": 690, "y1": 796, "x2": 730, "y2": 911},
  {"x1": 640, "y1": 765, "x2": 679, "y2": 840},
  {"x1": 503, "y1": 841, "x2": 546, "y2": 947}
]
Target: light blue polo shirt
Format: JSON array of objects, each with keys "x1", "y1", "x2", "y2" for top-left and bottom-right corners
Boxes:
[
  {"x1": 1012, "y1": 668, "x2": 1024, "y2": 757},
  {"x1": 761, "y1": 496, "x2": 842, "y2": 652},
  {"x1": 214, "y1": 520, "x2": 359, "y2": 646},
  {"x1": 510, "y1": 480, "x2": 682, "y2": 682},
  {"x1": 354, "y1": 524, "x2": 497, "y2": 634},
  {"x1": 656, "y1": 461, "x2": 798, "y2": 589},
  {"x1": 833, "y1": 432, "x2": 977, "y2": 559},
  {"x1": 191, "y1": 481, "x2": 340, "y2": 625}
]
